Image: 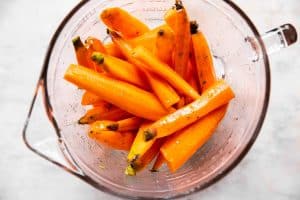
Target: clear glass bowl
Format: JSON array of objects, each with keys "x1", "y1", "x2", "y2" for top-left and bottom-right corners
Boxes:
[{"x1": 23, "y1": 0, "x2": 297, "y2": 199}]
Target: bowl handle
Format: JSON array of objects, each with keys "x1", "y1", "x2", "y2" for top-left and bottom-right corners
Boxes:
[
  {"x1": 22, "y1": 78, "x2": 86, "y2": 179},
  {"x1": 261, "y1": 24, "x2": 298, "y2": 55}
]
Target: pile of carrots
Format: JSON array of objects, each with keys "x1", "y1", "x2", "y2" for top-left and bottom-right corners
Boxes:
[{"x1": 64, "y1": 0, "x2": 235, "y2": 175}]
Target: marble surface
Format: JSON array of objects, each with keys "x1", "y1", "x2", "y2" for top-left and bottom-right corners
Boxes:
[{"x1": 0, "y1": 0, "x2": 299, "y2": 199}]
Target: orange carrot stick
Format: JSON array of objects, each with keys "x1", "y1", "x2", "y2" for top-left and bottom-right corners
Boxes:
[
  {"x1": 151, "y1": 152, "x2": 165, "y2": 172},
  {"x1": 117, "y1": 117, "x2": 144, "y2": 132},
  {"x1": 173, "y1": 1, "x2": 191, "y2": 78},
  {"x1": 191, "y1": 21, "x2": 216, "y2": 91},
  {"x1": 91, "y1": 52, "x2": 148, "y2": 89},
  {"x1": 64, "y1": 65, "x2": 168, "y2": 120},
  {"x1": 104, "y1": 43, "x2": 124, "y2": 58},
  {"x1": 126, "y1": 138, "x2": 164, "y2": 175},
  {"x1": 92, "y1": 117, "x2": 143, "y2": 132},
  {"x1": 143, "y1": 79, "x2": 235, "y2": 140},
  {"x1": 161, "y1": 106, "x2": 227, "y2": 172},
  {"x1": 72, "y1": 36, "x2": 89, "y2": 68},
  {"x1": 78, "y1": 106, "x2": 130, "y2": 124},
  {"x1": 127, "y1": 123, "x2": 156, "y2": 163},
  {"x1": 85, "y1": 37, "x2": 107, "y2": 53},
  {"x1": 145, "y1": 72, "x2": 180, "y2": 109},
  {"x1": 154, "y1": 25, "x2": 175, "y2": 65},
  {"x1": 164, "y1": 8, "x2": 177, "y2": 31},
  {"x1": 81, "y1": 91, "x2": 103, "y2": 105},
  {"x1": 100, "y1": 7, "x2": 150, "y2": 38},
  {"x1": 106, "y1": 24, "x2": 169, "y2": 55},
  {"x1": 89, "y1": 125, "x2": 135, "y2": 151},
  {"x1": 131, "y1": 46, "x2": 200, "y2": 100},
  {"x1": 85, "y1": 37, "x2": 107, "y2": 72}
]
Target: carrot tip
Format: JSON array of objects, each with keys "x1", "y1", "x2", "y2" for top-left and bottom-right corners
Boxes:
[
  {"x1": 91, "y1": 52, "x2": 105, "y2": 65},
  {"x1": 125, "y1": 165, "x2": 136, "y2": 176},
  {"x1": 190, "y1": 21, "x2": 199, "y2": 34},
  {"x1": 107, "y1": 123, "x2": 119, "y2": 131},
  {"x1": 144, "y1": 129, "x2": 157, "y2": 141},
  {"x1": 150, "y1": 169, "x2": 159, "y2": 173},
  {"x1": 72, "y1": 36, "x2": 84, "y2": 50},
  {"x1": 175, "y1": 0, "x2": 184, "y2": 10}
]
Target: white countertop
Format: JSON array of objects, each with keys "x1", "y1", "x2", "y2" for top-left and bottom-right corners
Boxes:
[{"x1": 0, "y1": 0, "x2": 299, "y2": 199}]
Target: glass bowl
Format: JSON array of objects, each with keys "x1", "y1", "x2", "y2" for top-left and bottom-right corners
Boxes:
[{"x1": 23, "y1": 0, "x2": 297, "y2": 199}]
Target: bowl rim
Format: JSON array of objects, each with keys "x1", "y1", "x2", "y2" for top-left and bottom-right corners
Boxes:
[{"x1": 28, "y1": 0, "x2": 271, "y2": 199}]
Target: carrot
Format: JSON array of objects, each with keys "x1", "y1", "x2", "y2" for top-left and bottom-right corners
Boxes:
[
  {"x1": 185, "y1": 60, "x2": 201, "y2": 103},
  {"x1": 85, "y1": 37, "x2": 107, "y2": 53},
  {"x1": 154, "y1": 25, "x2": 175, "y2": 65},
  {"x1": 151, "y1": 152, "x2": 165, "y2": 172},
  {"x1": 81, "y1": 91, "x2": 103, "y2": 105},
  {"x1": 104, "y1": 43, "x2": 124, "y2": 58},
  {"x1": 176, "y1": 97, "x2": 185, "y2": 109},
  {"x1": 164, "y1": 8, "x2": 177, "y2": 31},
  {"x1": 161, "y1": 106, "x2": 227, "y2": 172},
  {"x1": 109, "y1": 32, "x2": 181, "y2": 108},
  {"x1": 84, "y1": 37, "x2": 107, "y2": 72},
  {"x1": 131, "y1": 46, "x2": 200, "y2": 100},
  {"x1": 65, "y1": 65, "x2": 168, "y2": 120},
  {"x1": 126, "y1": 138, "x2": 164, "y2": 175},
  {"x1": 191, "y1": 21, "x2": 216, "y2": 91},
  {"x1": 117, "y1": 117, "x2": 143, "y2": 132},
  {"x1": 129, "y1": 24, "x2": 169, "y2": 52},
  {"x1": 78, "y1": 106, "x2": 130, "y2": 124},
  {"x1": 143, "y1": 79, "x2": 235, "y2": 140},
  {"x1": 89, "y1": 125, "x2": 135, "y2": 151},
  {"x1": 92, "y1": 117, "x2": 143, "y2": 132},
  {"x1": 72, "y1": 36, "x2": 89, "y2": 68},
  {"x1": 127, "y1": 123, "x2": 156, "y2": 164},
  {"x1": 105, "y1": 24, "x2": 169, "y2": 55},
  {"x1": 100, "y1": 7, "x2": 150, "y2": 38},
  {"x1": 91, "y1": 52, "x2": 148, "y2": 89},
  {"x1": 173, "y1": 1, "x2": 191, "y2": 78},
  {"x1": 145, "y1": 72, "x2": 180, "y2": 109}
]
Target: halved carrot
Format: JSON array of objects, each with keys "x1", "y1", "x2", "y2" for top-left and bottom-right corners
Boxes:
[
  {"x1": 191, "y1": 21, "x2": 216, "y2": 91},
  {"x1": 164, "y1": 8, "x2": 177, "y2": 31},
  {"x1": 143, "y1": 79, "x2": 235, "y2": 140},
  {"x1": 89, "y1": 125, "x2": 135, "y2": 151},
  {"x1": 173, "y1": 1, "x2": 191, "y2": 78},
  {"x1": 81, "y1": 91, "x2": 103, "y2": 105},
  {"x1": 154, "y1": 25, "x2": 175, "y2": 65},
  {"x1": 65, "y1": 65, "x2": 168, "y2": 120},
  {"x1": 91, "y1": 117, "x2": 143, "y2": 132},
  {"x1": 91, "y1": 52, "x2": 148, "y2": 89},
  {"x1": 78, "y1": 106, "x2": 130, "y2": 124},
  {"x1": 72, "y1": 36, "x2": 89, "y2": 68},
  {"x1": 126, "y1": 138, "x2": 164, "y2": 175},
  {"x1": 100, "y1": 7, "x2": 150, "y2": 38},
  {"x1": 105, "y1": 43, "x2": 124, "y2": 58},
  {"x1": 145, "y1": 72, "x2": 180, "y2": 109},
  {"x1": 151, "y1": 152, "x2": 165, "y2": 172},
  {"x1": 161, "y1": 106, "x2": 227, "y2": 172},
  {"x1": 131, "y1": 46, "x2": 200, "y2": 100}
]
